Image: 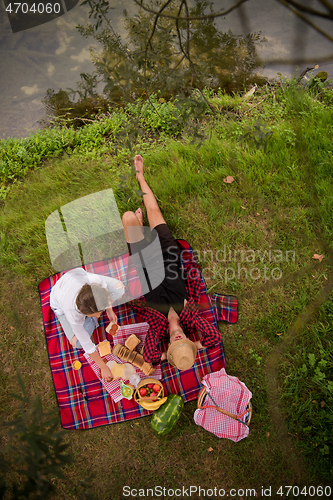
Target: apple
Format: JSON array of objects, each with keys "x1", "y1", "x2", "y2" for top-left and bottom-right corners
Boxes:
[
  {"x1": 153, "y1": 384, "x2": 160, "y2": 393},
  {"x1": 150, "y1": 392, "x2": 157, "y2": 398},
  {"x1": 139, "y1": 387, "x2": 147, "y2": 397},
  {"x1": 147, "y1": 384, "x2": 154, "y2": 389}
]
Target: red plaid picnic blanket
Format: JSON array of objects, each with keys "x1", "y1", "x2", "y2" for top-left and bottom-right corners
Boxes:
[
  {"x1": 38, "y1": 240, "x2": 237, "y2": 430},
  {"x1": 84, "y1": 323, "x2": 162, "y2": 402}
]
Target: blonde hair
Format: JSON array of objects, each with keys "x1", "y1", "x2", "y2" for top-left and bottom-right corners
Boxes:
[{"x1": 76, "y1": 284, "x2": 111, "y2": 315}]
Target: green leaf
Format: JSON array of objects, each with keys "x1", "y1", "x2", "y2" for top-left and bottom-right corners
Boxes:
[{"x1": 308, "y1": 353, "x2": 316, "y2": 367}]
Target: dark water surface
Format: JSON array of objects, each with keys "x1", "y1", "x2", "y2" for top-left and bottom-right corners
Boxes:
[{"x1": 0, "y1": 0, "x2": 332, "y2": 140}]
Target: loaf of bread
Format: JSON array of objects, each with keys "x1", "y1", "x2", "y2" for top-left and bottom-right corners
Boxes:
[
  {"x1": 112, "y1": 344, "x2": 155, "y2": 375},
  {"x1": 142, "y1": 362, "x2": 155, "y2": 376},
  {"x1": 112, "y1": 344, "x2": 121, "y2": 357},
  {"x1": 134, "y1": 353, "x2": 144, "y2": 369},
  {"x1": 128, "y1": 351, "x2": 137, "y2": 363}
]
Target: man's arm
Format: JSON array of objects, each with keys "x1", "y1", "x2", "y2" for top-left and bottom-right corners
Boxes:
[
  {"x1": 195, "y1": 316, "x2": 222, "y2": 349},
  {"x1": 193, "y1": 340, "x2": 205, "y2": 350},
  {"x1": 129, "y1": 299, "x2": 167, "y2": 366},
  {"x1": 142, "y1": 327, "x2": 163, "y2": 366}
]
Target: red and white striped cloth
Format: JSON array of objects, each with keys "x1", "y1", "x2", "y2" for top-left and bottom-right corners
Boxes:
[
  {"x1": 84, "y1": 322, "x2": 162, "y2": 402},
  {"x1": 194, "y1": 368, "x2": 252, "y2": 442}
]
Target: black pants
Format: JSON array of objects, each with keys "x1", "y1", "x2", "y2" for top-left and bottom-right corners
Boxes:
[{"x1": 127, "y1": 223, "x2": 188, "y2": 316}]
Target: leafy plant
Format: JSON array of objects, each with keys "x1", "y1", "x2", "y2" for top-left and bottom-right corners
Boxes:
[
  {"x1": 249, "y1": 348, "x2": 262, "y2": 366},
  {"x1": 0, "y1": 374, "x2": 71, "y2": 499},
  {"x1": 61, "y1": 0, "x2": 269, "y2": 150},
  {"x1": 280, "y1": 302, "x2": 333, "y2": 480},
  {"x1": 78, "y1": 0, "x2": 267, "y2": 100},
  {"x1": 0, "y1": 374, "x2": 96, "y2": 500},
  {"x1": 41, "y1": 88, "x2": 110, "y2": 129},
  {"x1": 239, "y1": 119, "x2": 273, "y2": 152}
]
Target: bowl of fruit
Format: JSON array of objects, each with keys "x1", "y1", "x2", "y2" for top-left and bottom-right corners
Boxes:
[{"x1": 134, "y1": 378, "x2": 167, "y2": 411}]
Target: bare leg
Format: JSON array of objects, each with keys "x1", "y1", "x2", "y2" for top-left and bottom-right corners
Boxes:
[
  {"x1": 122, "y1": 208, "x2": 144, "y2": 244},
  {"x1": 134, "y1": 155, "x2": 166, "y2": 229}
]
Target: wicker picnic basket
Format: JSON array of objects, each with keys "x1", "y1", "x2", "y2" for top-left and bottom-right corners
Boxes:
[
  {"x1": 197, "y1": 386, "x2": 252, "y2": 426},
  {"x1": 134, "y1": 378, "x2": 165, "y2": 411}
]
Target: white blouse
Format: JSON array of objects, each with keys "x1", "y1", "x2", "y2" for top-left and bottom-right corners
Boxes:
[{"x1": 50, "y1": 268, "x2": 124, "y2": 354}]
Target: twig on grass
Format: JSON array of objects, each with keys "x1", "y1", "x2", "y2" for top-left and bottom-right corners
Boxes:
[{"x1": 243, "y1": 95, "x2": 268, "y2": 116}]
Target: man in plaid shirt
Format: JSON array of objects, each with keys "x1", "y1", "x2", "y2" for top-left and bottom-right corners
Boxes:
[{"x1": 122, "y1": 155, "x2": 222, "y2": 370}]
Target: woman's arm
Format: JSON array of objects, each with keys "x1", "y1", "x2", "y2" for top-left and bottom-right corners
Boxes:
[
  {"x1": 89, "y1": 350, "x2": 113, "y2": 382},
  {"x1": 71, "y1": 323, "x2": 113, "y2": 381},
  {"x1": 105, "y1": 306, "x2": 118, "y2": 324},
  {"x1": 104, "y1": 278, "x2": 125, "y2": 322},
  {"x1": 102, "y1": 276, "x2": 125, "y2": 303}
]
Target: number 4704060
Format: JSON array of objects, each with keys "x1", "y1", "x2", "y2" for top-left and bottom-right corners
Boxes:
[
  {"x1": 277, "y1": 485, "x2": 331, "y2": 496},
  {"x1": 5, "y1": 3, "x2": 61, "y2": 14}
]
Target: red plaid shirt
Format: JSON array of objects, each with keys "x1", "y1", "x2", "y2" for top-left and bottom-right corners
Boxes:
[{"x1": 129, "y1": 263, "x2": 222, "y2": 366}]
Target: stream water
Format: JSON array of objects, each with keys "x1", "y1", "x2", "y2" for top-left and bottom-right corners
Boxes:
[{"x1": 0, "y1": 0, "x2": 332, "y2": 140}]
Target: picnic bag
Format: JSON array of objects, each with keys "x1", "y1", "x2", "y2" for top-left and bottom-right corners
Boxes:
[{"x1": 194, "y1": 368, "x2": 252, "y2": 442}]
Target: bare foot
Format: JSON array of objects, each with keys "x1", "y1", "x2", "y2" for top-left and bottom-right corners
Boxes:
[
  {"x1": 135, "y1": 207, "x2": 143, "y2": 225},
  {"x1": 70, "y1": 335, "x2": 77, "y2": 347},
  {"x1": 134, "y1": 154, "x2": 143, "y2": 179}
]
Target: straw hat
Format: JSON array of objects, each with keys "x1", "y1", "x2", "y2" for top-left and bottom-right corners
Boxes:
[{"x1": 167, "y1": 338, "x2": 197, "y2": 371}]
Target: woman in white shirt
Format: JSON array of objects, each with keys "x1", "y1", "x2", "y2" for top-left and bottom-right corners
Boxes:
[{"x1": 50, "y1": 268, "x2": 125, "y2": 382}]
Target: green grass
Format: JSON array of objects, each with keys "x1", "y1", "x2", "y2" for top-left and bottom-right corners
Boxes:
[{"x1": 0, "y1": 79, "x2": 333, "y2": 498}]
